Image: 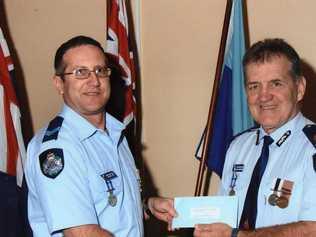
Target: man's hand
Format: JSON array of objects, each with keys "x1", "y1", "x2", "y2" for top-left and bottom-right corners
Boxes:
[
  {"x1": 194, "y1": 223, "x2": 232, "y2": 237},
  {"x1": 147, "y1": 197, "x2": 177, "y2": 230}
]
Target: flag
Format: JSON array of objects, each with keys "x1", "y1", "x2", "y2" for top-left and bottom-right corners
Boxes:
[
  {"x1": 106, "y1": 0, "x2": 136, "y2": 126},
  {"x1": 196, "y1": 0, "x2": 253, "y2": 177},
  {"x1": 0, "y1": 27, "x2": 26, "y2": 186}
]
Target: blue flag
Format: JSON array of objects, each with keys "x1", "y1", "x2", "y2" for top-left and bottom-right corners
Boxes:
[{"x1": 196, "y1": 0, "x2": 253, "y2": 177}]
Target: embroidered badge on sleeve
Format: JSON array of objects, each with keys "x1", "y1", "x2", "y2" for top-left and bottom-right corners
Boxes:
[{"x1": 39, "y1": 148, "x2": 64, "y2": 179}]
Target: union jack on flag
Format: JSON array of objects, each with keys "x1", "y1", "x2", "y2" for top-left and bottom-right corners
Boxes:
[
  {"x1": 106, "y1": 0, "x2": 136, "y2": 125},
  {"x1": 0, "y1": 27, "x2": 26, "y2": 186}
]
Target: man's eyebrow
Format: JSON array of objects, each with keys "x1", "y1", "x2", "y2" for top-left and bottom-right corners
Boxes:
[
  {"x1": 269, "y1": 78, "x2": 287, "y2": 84},
  {"x1": 246, "y1": 81, "x2": 259, "y2": 85}
]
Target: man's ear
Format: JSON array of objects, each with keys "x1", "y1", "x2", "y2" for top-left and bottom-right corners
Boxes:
[
  {"x1": 53, "y1": 75, "x2": 64, "y2": 95},
  {"x1": 297, "y1": 76, "x2": 306, "y2": 102}
]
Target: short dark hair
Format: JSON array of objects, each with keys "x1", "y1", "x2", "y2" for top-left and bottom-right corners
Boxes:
[
  {"x1": 243, "y1": 38, "x2": 302, "y2": 81},
  {"x1": 54, "y1": 35, "x2": 105, "y2": 75}
]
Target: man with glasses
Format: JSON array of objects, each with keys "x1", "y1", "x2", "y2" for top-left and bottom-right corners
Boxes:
[{"x1": 25, "y1": 36, "x2": 175, "y2": 237}]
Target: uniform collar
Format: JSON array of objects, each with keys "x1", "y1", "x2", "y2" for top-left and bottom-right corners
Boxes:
[
  {"x1": 60, "y1": 104, "x2": 125, "y2": 142},
  {"x1": 257, "y1": 112, "x2": 304, "y2": 146},
  {"x1": 105, "y1": 113, "x2": 126, "y2": 144}
]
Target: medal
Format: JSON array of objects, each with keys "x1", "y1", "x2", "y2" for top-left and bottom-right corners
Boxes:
[
  {"x1": 108, "y1": 191, "x2": 117, "y2": 207},
  {"x1": 269, "y1": 178, "x2": 281, "y2": 207},
  {"x1": 229, "y1": 189, "x2": 235, "y2": 196},
  {"x1": 269, "y1": 178, "x2": 293, "y2": 209},
  {"x1": 228, "y1": 164, "x2": 244, "y2": 196},
  {"x1": 276, "y1": 196, "x2": 288, "y2": 209},
  {"x1": 268, "y1": 194, "x2": 278, "y2": 206},
  {"x1": 101, "y1": 171, "x2": 119, "y2": 207}
]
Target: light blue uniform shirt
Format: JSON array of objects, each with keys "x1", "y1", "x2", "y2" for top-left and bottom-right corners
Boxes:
[
  {"x1": 219, "y1": 113, "x2": 316, "y2": 228},
  {"x1": 25, "y1": 105, "x2": 143, "y2": 236}
]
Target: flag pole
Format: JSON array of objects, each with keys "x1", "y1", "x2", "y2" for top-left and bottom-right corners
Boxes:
[{"x1": 194, "y1": 0, "x2": 234, "y2": 196}]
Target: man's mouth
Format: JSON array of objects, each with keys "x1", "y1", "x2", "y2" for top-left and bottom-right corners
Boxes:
[
  {"x1": 84, "y1": 91, "x2": 100, "y2": 96},
  {"x1": 260, "y1": 104, "x2": 276, "y2": 110}
]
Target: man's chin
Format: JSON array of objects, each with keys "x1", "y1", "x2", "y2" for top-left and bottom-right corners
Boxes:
[
  {"x1": 82, "y1": 105, "x2": 106, "y2": 115},
  {"x1": 262, "y1": 125, "x2": 277, "y2": 134},
  {"x1": 257, "y1": 117, "x2": 277, "y2": 131}
]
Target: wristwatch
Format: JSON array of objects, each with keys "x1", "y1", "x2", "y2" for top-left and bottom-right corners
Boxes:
[
  {"x1": 142, "y1": 197, "x2": 152, "y2": 217},
  {"x1": 231, "y1": 228, "x2": 239, "y2": 237}
]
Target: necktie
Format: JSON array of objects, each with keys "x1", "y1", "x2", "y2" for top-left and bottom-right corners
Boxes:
[{"x1": 239, "y1": 135, "x2": 274, "y2": 230}]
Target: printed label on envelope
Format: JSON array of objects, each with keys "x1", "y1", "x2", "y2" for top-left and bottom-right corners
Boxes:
[{"x1": 172, "y1": 196, "x2": 238, "y2": 228}]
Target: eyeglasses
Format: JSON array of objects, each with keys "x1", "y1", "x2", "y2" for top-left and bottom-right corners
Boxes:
[{"x1": 57, "y1": 66, "x2": 111, "y2": 80}]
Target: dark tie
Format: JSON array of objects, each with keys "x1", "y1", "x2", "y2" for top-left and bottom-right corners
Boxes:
[{"x1": 239, "y1": 135, "x2": 274, "y2": 230}]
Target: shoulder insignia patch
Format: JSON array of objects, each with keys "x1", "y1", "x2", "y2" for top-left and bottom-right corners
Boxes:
[
  {"x1": 42, "y1": 116, "x2": 64, "y2": 143},
  {"x1": 39, "y1": 148, "x2": 64, "y2": 179},
  {"x1": 303, "y1": 124, "x2": 316, "y2": 149}
]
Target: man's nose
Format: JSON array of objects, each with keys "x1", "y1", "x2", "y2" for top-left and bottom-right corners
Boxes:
[
  {"x1": 88, "y1": 71, "x2": 101, "y2": 85},
  {"x1": 258, "y1": 86, "x2": 273, "y2": 101}
]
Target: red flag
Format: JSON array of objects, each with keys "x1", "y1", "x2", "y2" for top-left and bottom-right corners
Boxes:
[
  {"x1": 0, "y1": 27, "x2": 26, "y2": 186},
  {"x1": 106, "y1": 0, "x2": 136, "y2": 125}
]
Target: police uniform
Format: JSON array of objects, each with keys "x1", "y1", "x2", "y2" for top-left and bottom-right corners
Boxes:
[
  {"x1": 218, "y1": 112, "x2": 316, "y2": 228},
  {"x1": 25, "y1": 105, "x2": 143, "y2": 237}
]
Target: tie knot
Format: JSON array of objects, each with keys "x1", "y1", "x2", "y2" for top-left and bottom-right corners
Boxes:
[{"x1": 263, "y1": 135, "x2": 274, "y2": 146}]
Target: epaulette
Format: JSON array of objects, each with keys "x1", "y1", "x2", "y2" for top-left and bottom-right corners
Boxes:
[
  {"x1": 303, "y1": 124, "x2": 316, "y2": 172},
  {"x1": 303, "y1": 124, "x2": 316, "y2": 149},
  {"x1": 42, "y1": 116, "x2": 64, "y2": 143},
  {"x1": 231, "y1": 125, "x2": 260, "y2": 143}
]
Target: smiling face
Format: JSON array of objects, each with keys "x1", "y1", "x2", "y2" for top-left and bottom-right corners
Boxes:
[
  {"x1": 245, "y1": 55, "x2": 306, "y2": 134},
  {"x1": 54, "y1": 45, "x2": 110, "y2": 124}
]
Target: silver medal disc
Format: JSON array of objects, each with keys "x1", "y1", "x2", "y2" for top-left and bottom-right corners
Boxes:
[
  {"x1": 268, "y1": 194, "x2": 278, "y2": 206},
  {"x1": 108, "y1": 193, "x2": 117, "y2": 207}
]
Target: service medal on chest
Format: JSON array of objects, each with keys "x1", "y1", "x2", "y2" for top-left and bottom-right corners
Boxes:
[
  {"x1": 108, "y1": 192, "x2": 117, "y2": 207},
  {"x1": 268, "y1": 194, "x2": 278, "y2": 206},
  {"x1": 276, "y1": 196, "x2": 288, "y2": 209}
]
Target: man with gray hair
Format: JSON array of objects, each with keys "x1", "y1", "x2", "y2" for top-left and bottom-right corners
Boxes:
[{"x1": 194, "y1": 38, "x2": 316, "y2": 237}]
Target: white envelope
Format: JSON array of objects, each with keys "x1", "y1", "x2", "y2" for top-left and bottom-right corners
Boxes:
[{"x1": 172, "y1": 196, "x2": 238, "y2": 228}]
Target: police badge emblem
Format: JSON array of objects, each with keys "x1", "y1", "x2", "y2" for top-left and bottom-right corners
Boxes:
[{"x1": 39, "y1": 148, "x2": 64, "y2": 178}]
